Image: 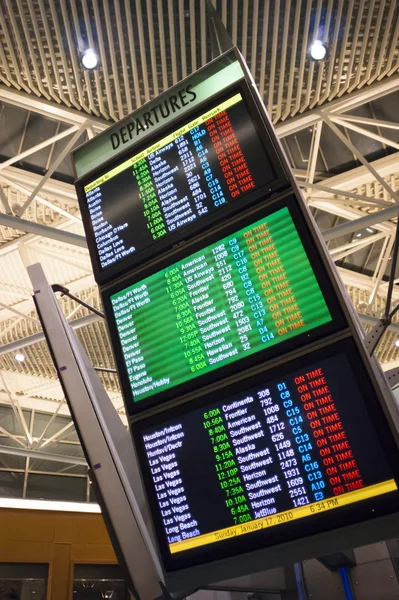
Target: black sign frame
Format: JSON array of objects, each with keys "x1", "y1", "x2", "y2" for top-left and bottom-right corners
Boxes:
[
  {"x1": 101, "y1": 191, "x2": 348, "y2": 418},
  {"x1": 75, "y1": 80, "x2": 289, "y2": 284},
  {"x1": 131, "y1": 336, "x2": 399, "y2": 572}
]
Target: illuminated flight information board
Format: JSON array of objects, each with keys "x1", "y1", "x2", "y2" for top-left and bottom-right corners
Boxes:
[
  {"x1": 106, "y1": 201, "x2": 336, "y2": 409},
  {"x1": 82, "y1": 91, "x2": 284, "y2": 275},
  {"x1": 134, "y1": 343, "x2": 398, "y2": 568}
]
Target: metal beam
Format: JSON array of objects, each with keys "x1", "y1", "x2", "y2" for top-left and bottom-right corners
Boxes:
[
  {"x1": 0, "y1": 313, "x2": 101, "y2": 356},
  {"x1": 0, "y1": 84, "x2": 109, "y2": 129},
  {"x1": 276, "y1": 73, "x2": 399, "y2": 137},
  {"x1": 0, "y1": 443, "x2": 87, "y2": 465},
  {"x1": 322, "y1": 205, "x2": 399, "y2": 241},
  {"x1": 308, "y1": 153, "x2": 399, "y2": 193},
  {"x1": 0, "y1": 173, "x2": 81, "y2": 223},
  {"x1": 3, "y1": 165, "x2": 77, "y2": 202},
  {"x1": 40, "y1": 421, "x2": 74, "y2": 449},
  {"x1": 329, "y1": 233, "x2": 387, "y2": 261},
  {"x1": 0, "y1": 424, "x2": 27, "y2": 448},
  {"x1": 323, "y1": 116, "x2": 399, "y2": 203},
  {"x1": 0, "y1": 185, "x2": 12, "y2": 213},
  {"x1": 331, "y1": 116, "x2": 399, "y2": 152},
  {"x1": 0, "y1": 372, "x2": 33, "y2": 446},
  {"x1": 36, "y1": 403, "x2": 62, "y2": 446},
  {"x1": 16, "y1": 123, "x2": 88, "y2": 217},
  {"x1": 0, "y1": 213, "x2": 87, "y2": 248},
  {"x1": 0, "y1": 53, "x2": 396, "y2": 138},
  {"x1": 299, "y1": 182, "x2": 393, "y2": 208},
  {"x1": 0, "y1": 125, "x2": 80, "y2": 171},
  {"x1": 369, "y1": 233, "x2": 395, "y2": 305},
  {"x1": 333, "y1": 114, "x2": 399, "y2": 132},
  {"x1": 0, "y1": 301, "x2": 40, "y2": 324},
  {"x1": 358, "y1": 312, "x2": 399, "y2": 334},
  {"x1": 306, "y1": 121, "x2": 323, "y2": 185}
]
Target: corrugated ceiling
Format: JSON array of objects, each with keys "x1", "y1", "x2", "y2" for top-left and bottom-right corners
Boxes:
[{"x1": 0, "y1": 0, "x2": 398, "y2": 123}]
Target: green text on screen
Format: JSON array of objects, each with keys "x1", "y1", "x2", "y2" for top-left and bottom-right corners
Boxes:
[{"x1": 111, "y1": 207, "x2": 332, "y2": 402}]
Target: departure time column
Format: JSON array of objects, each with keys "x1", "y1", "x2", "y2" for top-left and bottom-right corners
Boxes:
[
  {"x1": 164, "y1": 265, "x2": 207, "y2": 376},
  {"x1": 133, "y1": 158, "x2": 167, "y2": 241},
  {"x1": 203, "y1": 408, "x2": 252, "y2": 525}
]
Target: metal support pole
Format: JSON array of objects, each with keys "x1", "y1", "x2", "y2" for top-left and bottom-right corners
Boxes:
[
  {"x1": 339, "y1": 567, "x2": 355, "y2": 600},
  {"x1": 52, "y1": 284, "x2": 104, "y2": 319},
  {"x1": 293, "y1": 563, "x2": 308, "y2": 600},
  {"x1": 205, "y1": 0, "x2": 233, "y2": 58}
]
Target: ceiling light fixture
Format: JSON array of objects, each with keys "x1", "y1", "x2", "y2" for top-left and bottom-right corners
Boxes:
[
  {"x1": 355, "y1": 232, "x2": 362, "y2": 238},
  {"x1": 80, "y1": 48, "x2": 99, "y2": 70},
  {"x1": 395, "y1": 340, "x2": 399, "y2": 348},
  {"x1": 15, "y1": 353, "x2": 25, "y2": 362},
  {"x1": 310, "y1": 40, "x2": 327, "y2": 61},
  {"x1": 0, "y1": 497, "x2": 101, "y2": 513}
]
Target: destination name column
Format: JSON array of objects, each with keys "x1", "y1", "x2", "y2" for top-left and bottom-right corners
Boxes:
[{"x1": 143, "y1": 424, "x2": 201, "y2": 544}]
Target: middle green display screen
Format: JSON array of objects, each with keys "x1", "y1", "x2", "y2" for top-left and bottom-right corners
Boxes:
[{"x1": 105, "y1": 198, "x2": 341, "y2": 413}]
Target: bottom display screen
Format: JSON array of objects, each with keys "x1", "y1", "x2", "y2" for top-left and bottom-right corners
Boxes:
[{"x1": 134, "y1": 340, "x2": 399, "y2": 569}]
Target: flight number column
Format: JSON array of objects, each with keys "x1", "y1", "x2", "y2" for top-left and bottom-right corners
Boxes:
[
  {"x1": 175, "y1": 133, "x2": 208, "y2": 218},
  {"x1": 256, "y1": 386, "x2": 311, "y2": 508},
  {"x1": 212, "y1": 242, "x2": 253, "y2": 353}
]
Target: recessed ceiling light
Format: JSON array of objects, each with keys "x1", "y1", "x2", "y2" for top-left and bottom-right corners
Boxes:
[
  {"x1": 15, "y1": 353, "x2": 25, "y2": 362},
  {"x1": 80, "y1": 48, "x2": 99, "y2": 70},
  {"x1": 366, "y1": 228, "x2": 374, "y2": 233},
  {"x1": 355, "y1": 232, "x2": 362, "y2": 238},
  {"x1": 310, "y1": 40, "x2": 327, "y2": 61},
  {"x1": 395, "y1": 340, "x2": 399, "y2": 348}
]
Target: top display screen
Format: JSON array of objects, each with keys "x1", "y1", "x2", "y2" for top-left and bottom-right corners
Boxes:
[
  {"x1": 80, "y1": 89, "x2": 286, "y2": 279},
  {"x1": 103, "y1": 197, "x2": 345, "y2": 414}
]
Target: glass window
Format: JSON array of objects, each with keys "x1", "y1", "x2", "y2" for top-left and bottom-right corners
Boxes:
[
  {"x1": 0, "y1": 563, "x2": 48, "y2": 600},
  {"x1": 73, "y1": 565, "x2": 129, "y2": 600},
  {"x1": 26, "y1": 474, "x2": 86, "y2": 502}
]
